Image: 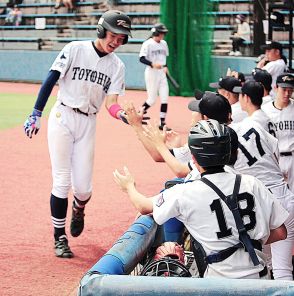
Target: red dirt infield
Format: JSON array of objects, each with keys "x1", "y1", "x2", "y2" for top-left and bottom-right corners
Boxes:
[{"x1": 0, "y1": 82, "x2": 192, "y2": 296}]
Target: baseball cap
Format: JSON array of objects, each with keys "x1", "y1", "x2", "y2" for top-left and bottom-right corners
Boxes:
[
  {"x1": 209, "y1": 76, "x2": 242, "y2": 93},
  {"x1": 276, "y1": 73, "x2": 294, "y2": 88},
  {"x1": 188, "y1": 91, "x2": 231, "y2": 124},
  {"x1": 252, "y1": 68, "x2": 272, "y2": 91},
  {"x1": 236, "y1": 14, "x2": 246, "y2": 21},
  {"x1": 233, "y1": 80, "x2": 264, "y2": 105},
  {"x1": 260, "y1": 41, "x2": 283, "y2": 52}
]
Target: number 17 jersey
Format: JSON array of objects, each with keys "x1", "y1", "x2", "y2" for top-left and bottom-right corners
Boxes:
[{"x1": 231, "y1": 117, "x2": 285, "y2": 189}]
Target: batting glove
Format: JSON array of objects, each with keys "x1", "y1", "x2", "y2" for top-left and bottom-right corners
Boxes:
[
  {"x1": 119, "y1": 111, "x2": 129, "y2": 125},
  {"x1": 24, "y1": 108, "x2": 42, "y2": 138}
]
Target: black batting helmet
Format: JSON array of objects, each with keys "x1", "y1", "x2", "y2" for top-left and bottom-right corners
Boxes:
[
  {"x1": 151, "y1": 23, "x2": 168, "y2": 36},
  {"x1": 188, "y1": 119, "x2": 231, "y2": 168},
  {"x1": 97, "y1": 10, "x2": 132, "y2": 44}
]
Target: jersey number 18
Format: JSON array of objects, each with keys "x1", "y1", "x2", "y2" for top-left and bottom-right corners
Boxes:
[{"x1": 210, "y1": 192, "x2": 256, "y2": 239}]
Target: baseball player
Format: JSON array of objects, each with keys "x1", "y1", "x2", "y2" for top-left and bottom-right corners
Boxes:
[
  {"x1": 252, "y1": 68, "x2": 273, "y2": 105},
  {"x1": 114, "y1": 119, "x2": 288, "y2": 279},
  {"x1": 209, "y1": 76, "x2": 248, "y2": 123},
  {"x1": 23, "y1": 10, "x2": 133, "y2": 258},
  {"x1": 257, "y1": 41, "x2": 287, "y2": 93},
  {"x1": 232, "y1": 80, "x2": 274, "y2": 135},
  {"x1": 125, "y1": 91, "x2": 232, "y2": 178},
  {"x1": 262, "y1": 73, "x2": 294, "y2": 192},
  {"x1": 139, "y1": 23, "x2": 170, "y2": 130},
  {"x1": 230, "y1": 81, "x2": 294, "y2": 280}
]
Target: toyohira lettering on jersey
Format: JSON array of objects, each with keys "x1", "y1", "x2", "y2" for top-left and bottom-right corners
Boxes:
[
  {"x1": 72, "y1": 67, "x2": 111, "y2": 93},
  {"x1": 152, "y1": 49, "x2": 167, "y2": 56},
  {"x1": 269, "y1": 120, "x2": 294, "y2": 131}
]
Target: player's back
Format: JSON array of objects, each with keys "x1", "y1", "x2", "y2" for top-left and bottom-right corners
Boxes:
[
  {"x1": 231, "y1": 117, "x2": 284, "y2": 189},
  {"x1": 250, "y1": 109, "x2": 275, "y2": 136},
  {"x1": 172, "y1": 172, "x2": 283, "y2": 278}
]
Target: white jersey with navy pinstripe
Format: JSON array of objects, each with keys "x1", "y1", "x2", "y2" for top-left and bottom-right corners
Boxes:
[
  {"x1": 152, "y1": 172, "x2": 288, "y2": 279},
  {"x1": 262, "y1": 99, "x2": 294, "y2": 153},
  {"x1": 230, "y1": 117, "x2": 284, "y2": 189},
  {"x1": 51, "y1": 40, "x2": 125, "y2": 115},
  {"x1": 139, "y1": 38, "x2": 169, "y2": 66}
]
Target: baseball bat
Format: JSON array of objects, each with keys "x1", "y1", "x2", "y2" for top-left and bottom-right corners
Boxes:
[{"x1": 166, "y1": 72, "x2": 180, "y2": 90}]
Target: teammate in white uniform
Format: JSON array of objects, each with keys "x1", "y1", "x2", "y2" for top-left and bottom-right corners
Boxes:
[
  {"x1": 232, "y1": 80, "x2": 274, "y2": 134},
  {"x1": 139, "y1": 23, "x2": 170, "y2": 130},
  {"x1": 231, "y1": 80, "x2": 294, "y2": 280},
  {"x1": 209, "y1": 76, "x2": 248, "y2": 123},
  {"x1": 257, "y1": 41, "x2": 287, "y2": 93},
  {"x1": 252, "y1": 68, "x2": 273, "y2": 105},
  {"x1": 23, "y1": 10, "x2": 133, "y2": 258},
  {"x1": 113, "y1": 119, "x2": 288, "y2": 279},
  {"x1": 262, "y1": 73, "x2": 294, "y2": 192},
  {"x1": 125, "y1": 91, "x2": 231, "y2": 178}
]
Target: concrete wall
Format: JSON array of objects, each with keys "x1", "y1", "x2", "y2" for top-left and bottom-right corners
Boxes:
[
  {"x1": 0, "y1": 49, "x2": 264, "y2": 91},
  {"x1": 0, "y1": 50, "x2": 147, "y2": 89}
]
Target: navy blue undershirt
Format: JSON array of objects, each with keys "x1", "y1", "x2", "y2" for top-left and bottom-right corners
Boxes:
[{"x1": 34, "y1": 70, "x2": 60, "y2": 111}]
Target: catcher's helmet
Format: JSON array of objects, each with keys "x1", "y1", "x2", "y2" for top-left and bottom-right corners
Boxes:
[
  {"x1": 140, "y1": 258, "x2": 191, "y2": 277},
  {"x1": 188, "y1": 119, "x2": 231, "y2": 168},
  {"x1": 151, "y1": 23, "x2": 168, "y2": 36},
  {"x1": 97, "y1": 10, "x2": 132, "y2": 44}
]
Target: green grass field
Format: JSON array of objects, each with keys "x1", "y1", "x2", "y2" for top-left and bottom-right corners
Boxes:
[{"x1": 0, "y1": 93, "x2": 56, "y2": 130}]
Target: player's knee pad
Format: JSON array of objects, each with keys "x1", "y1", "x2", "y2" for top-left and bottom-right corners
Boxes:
[{"x1": 73, "y1": 191, "x2": 92, "y2": 202}]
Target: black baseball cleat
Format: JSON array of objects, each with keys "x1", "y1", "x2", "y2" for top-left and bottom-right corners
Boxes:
[
  {"x1": 70, "y1": 202, "x2": 85, "y2": 237},
  {"x1": 54, "y1": 235, "x2": 74, "y2": 258},
  {"x1": 159, "y1": 124, "x2": 172, "y2": 131}
]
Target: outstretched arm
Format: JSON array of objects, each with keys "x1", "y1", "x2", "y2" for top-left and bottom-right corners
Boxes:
[
  {"x1": 125, "y1": 103, "x2": 164, "y2": 161},
  {"x1": 143, "y1": 123, "x2": 191, "y2": 178},
  {"x1": 113, "y1": 166, "x2": 153, "y2": 215}
]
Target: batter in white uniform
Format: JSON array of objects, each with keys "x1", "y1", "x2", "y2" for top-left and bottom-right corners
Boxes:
[
  {"x1": 114, "y1": 120, "x2": 288, "y2": 279},
  {"x1": 139, "y1": 23, "x2": 170, "y2": 130},
  {"x1": 262, "y1": 73, "x2": 294, "y2": 192},
  {"x1": 24, "y1": 10, "x2": 132, "y2": 258}
]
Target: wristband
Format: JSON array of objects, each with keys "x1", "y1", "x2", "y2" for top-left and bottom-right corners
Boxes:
[
  {"x1": 32, "y1": 108, "x2": 42, "y2": 117},
  {"x1": 108, "y1": 104, "x2": 123, "y2": 119}
]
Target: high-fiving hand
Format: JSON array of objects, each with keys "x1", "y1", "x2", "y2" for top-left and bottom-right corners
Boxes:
[{"x1": 113, "y1": 166, "x2": 135, "y2": 192}]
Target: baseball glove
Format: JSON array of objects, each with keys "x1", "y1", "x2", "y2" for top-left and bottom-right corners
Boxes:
[{"x1": 154, "y1": 242, "x2": 185, "y2": 264}]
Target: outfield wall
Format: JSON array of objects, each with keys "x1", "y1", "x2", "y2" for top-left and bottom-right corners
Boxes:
[{"x1": 0, "y1": 50, "x2": 257, "y2": 90}]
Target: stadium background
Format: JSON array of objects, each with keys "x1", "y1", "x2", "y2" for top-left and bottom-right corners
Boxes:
[{"x1": 2, "y1": 0, "x2": 288, "y2": 91}]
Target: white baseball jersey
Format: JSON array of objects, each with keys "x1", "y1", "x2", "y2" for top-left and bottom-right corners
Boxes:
[
  {"x1": 262, "y1": 59, "x2": 286, "y2": 91},
  {"x1": 231, "y1": 117, "x2": 284, "y2": 189},
  {"x1": 51, "y1": 40, "x2": 125, "y2": 114},
  {"x1": 152, "y1": 172, "x2": 288, "y2": 279},
  {"x1": 262, "y1": 94, "x2": 273, "y2": 105},
  {"x1": 231, "y1": 101, "x2": 247, "y2": 123},
  {"x1": 250, "y1": 109, "x2": 276, "y2": 136},
  {"x1": 262, "y1": 99, "x2": 294, "y2": 153},
  {"x1": 262, "y1": 99, "x2": 294, "y2": 194},
  {"x1": 171, "y1": 144, "x2": 198, "y2": 173},
  {"x1": 139, "y1": 38, "x2": 169, "y2": 66}
]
